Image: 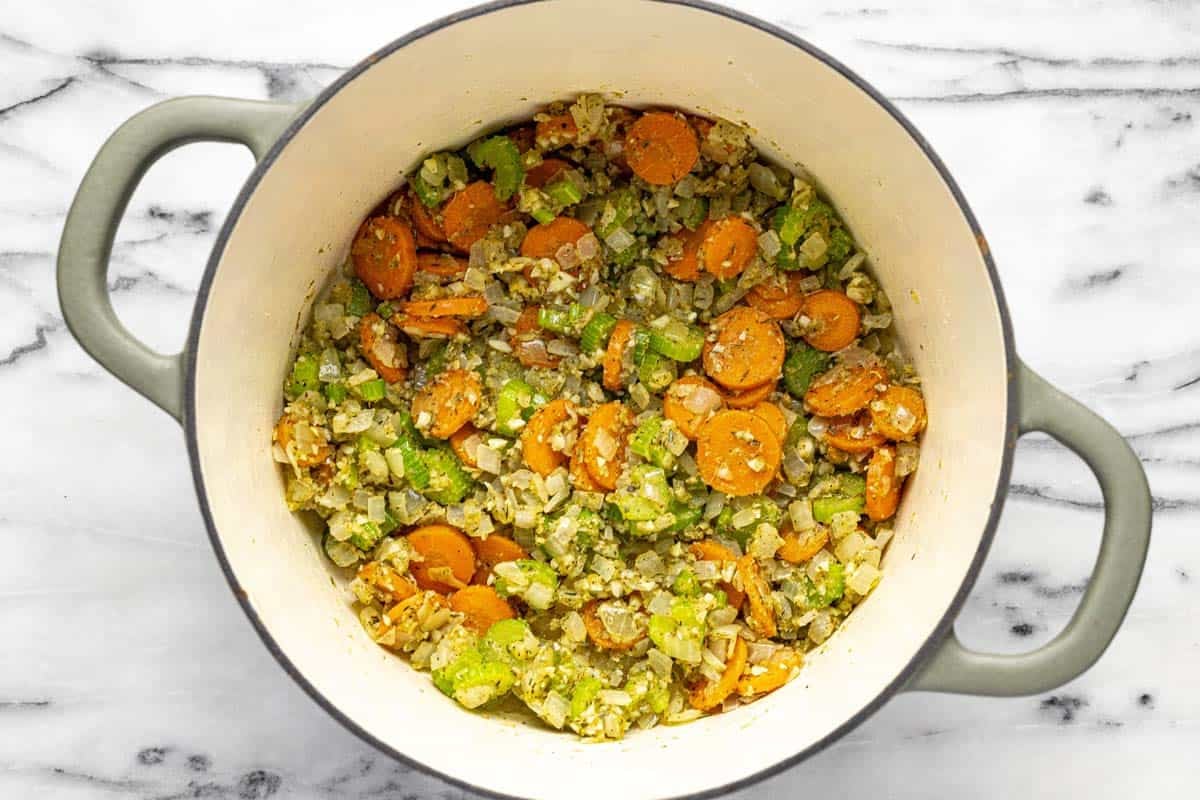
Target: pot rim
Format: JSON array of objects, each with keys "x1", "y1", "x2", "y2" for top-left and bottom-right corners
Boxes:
[{"x1": 182, "y1": 1, "x2": 1019, "y2": 798}]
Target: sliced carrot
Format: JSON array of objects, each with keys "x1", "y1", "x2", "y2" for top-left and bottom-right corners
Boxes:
[
  {"x1": 625, "y1": 112, "x2": 699, "y2": 185},
  {"x1": 869, "y1": 384, "x2": 928, "y2": 441},
  {"x1": 359, "y1": 312, "x2": 408, "y2": 384},
  {"x1": 688, "y1": 539, "x2": 745, "y2": 610},
  {"x1": 535, "y1": 113, "x2": 579, "y2": 149},
  {"x1": 738, "y1": 648, "x2": 802, "y2": 697},
  {"x1": 408, "y1": 191, "x2": 448, "y2": 244},
  {"x1": 525, "y1": 157, "x2": 571, "y2": 189},
  {"x1": 411, "y1": 368, "x2": 483, "y2": 439},
  {"x1": 441, "y1": 180, "x2": 509, "y2": 253},
  {"x1": 580, "y1": 402, "x2": 633, "y2": 491},
  {"x1": 385, "y1": 590, "x2": 448, "y2": 625},
  {"x1": 407, "y1": 524, "x2": 476, "y2": 594},
  {"x1": 823, "y1": 413, "x2": 887, "y2": 454},
  {"x1": 520, "y1": 217, "x2": 591, "y2": 260},
  {"x1": 802, "y1": 289, "x2": 861, "y2": 352},
  {"x1": 569, "y1": 438, "x2": 604, "y2": 492},
  {"x1": 736, "y1": 555, "x2": 777, "y2": 638},
  {"x1": 688, "y1": 635, "x2": 748, "y2": 711},
  {"x1": 357, "y1": 562, "x2": 419, "y2": 604},
  {"x1": 398, "y1": 295, "x2": 488, "y2": 319},
  {"x1": 702, "y1": 307, "x2": 786, "y2": 391},
  {"x1": 449, "y1": 423, "x2": 482, "y2": 468},
  {"x1": 274, "y1": 414, "x2": 331, "y2": 468},
  {"x1": 602, "y1": 319, "x2": 638, "y2": 392},
  {"x1": 696, "y1": 409, "x2": 781, "y2": 496},
  {"x1": 521, "y1": 398, "x2": 577, "y2": 476},
  {"x1": 777, "y1": 526, "x2": 829, "y2": 565},
  {"x1": 699, "y1": 216, "x2": 758, "y2": 280},
  {"x1": 747, "y1": 273, "x2": 806, "y2": 319},
  {"x1": 749, "y1": 402, "x2": 788, "y2": 447},
  {"x1": 511, "y1": 306, "x2": 561, "y2": 369},
  {"x1": 663, "y1": 221, "x2": 711, "y2": 282},
  {"x1": 470, "y1": 533, "x2": 528, "y2": 586},
  {"x1": 392, "y1": 313, "x2": 467, "y2": 339},
  {"x1": 351, "y1": 216, "x2": 418, "y2": 300},
  {"x1": 866, "y1": 444, "x2": 901, "y2": 522},
  {"x1": 417, "y1": 251, "x2": 467, "y2": 278},
  {"x1": 803, "y1": 360, "x2": 887, "y2": 418},
  {"x1": 722, "y1": 379, "x2": 776, "y2": 409},
  {"x1": 449, "y1": 585, "x2": 515, "y2": 634},
  {"x1": 663, "y1": 375, "x2": 726, "y2": 440},
  {"x1": 582, "y1": 600, "x2": 646, "y2": 651}
]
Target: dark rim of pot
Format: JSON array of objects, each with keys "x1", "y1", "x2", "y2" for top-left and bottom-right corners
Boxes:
[{"x1": 183, "y1": 2, "x2": 1018, "y2": 798}]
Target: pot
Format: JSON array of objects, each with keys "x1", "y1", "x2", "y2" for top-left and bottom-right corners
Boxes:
[{"x1": 56, "y1": 2, "x2": 1152, "y2": 798}]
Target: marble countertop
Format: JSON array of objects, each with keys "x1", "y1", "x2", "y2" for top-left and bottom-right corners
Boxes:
[{"x1": 1, "y1": 0, "x2": 1194, "y2": 797}]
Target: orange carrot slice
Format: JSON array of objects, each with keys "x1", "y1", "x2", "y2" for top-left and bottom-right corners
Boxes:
[
  {"x1": 411, "y1": 368, "x2": 483, "y2": 439},
  {"x1": 823, "y1": 413, "x2": 886, "y2": 454},
  {"x1": 471, "y1": 534, "x2": 528, "y2": 586},
  {"x1": 625, "y1": 112, "x2": 699, "y2": 185},
  {"x1": 747, "y1": 273, "x2": 806, "y2": 319},
  {"x1": 696, "y1": 409, "x2": 781, "y2": 496},
  {"x1": 602, "y1": 319, "x2": 638, "y2": 392},
  {"x1": 663, "y1": 375, "x2": 726, "y2": 440},
  {"x1": 441, "y1": 180, "x2": 508, "y2": 253},
  {"x1": 699, "y1": 216, "x2": 758, "y2": 280},
  {"x1": 722, "y1": 379, "x2": 776, "y2": 409},
  {"x1": 664, "y1": 221, "x2": 711, "y2": 282},
  {"x1": 449, "y1": 423, "x2": 482, "y2": 468},
  {"x1": 407, "y1": 524, "x2": 476, "y2": 594},
  {"x1": 398, "y1": 295, "x2": 488, "y2": 319},
  {"x1": 777, "y1": 526, "x2": 829, "y2": 565},
  {"x1": 520, "y1": 217, "x2": 591, "y2": 260},
  {"x1": 688, "y1": 539, "x2": 745, "y2": 610},
  {"x1": 869, "y1": 385, "x2": 928, "y2": 441},
  {"x1": 359, "y1": 312, "x2": 408, "y2": 384},
  {"x1": 738, "y1": 648, "x2": 802, "y2": 696},
  {"x1": 450, "y1": 585, "x2": 515, "y2": 634},
  {"x1": 356, "y1": 562, "x2": 418, "y2": 604},
  {"x1": 866, "y1": 444, "x2": 901, "y2": 521},
  {"x1": 702, "y1": 307, "x2": 786, "y2": 391},
  {"x1": 737, "y1": 555, "x2": 777, "y2": 638},
  {"x1": 802, "y1": 289, "x2": 861, "y2": 352},
  {"x1": 274, "y1": 415, "x2": 331, "y2": 468},
  {"x1": 408, "y1": 191, "x2": 448, "y2": 244},
  {"x1": 749, "y1": 402, "x2": 787, "y2": 447},
  {"x1": 511, "y1": 306, "x2": 561, "y2": 369},
  {"x1": 580, "y1": 401, "x2": 633, "y2": 490},
  {"x1": 569, "y1": 437, "x2": 604, "y2": 492},
  {"x1": 521, "y1": 398, "x2": 577, "y2": 476},
  {"x1": 417, "y1": 251, "x2": 467, "y2": 277},
  {"x1": 525, "y1": 157, "x2": 571, "y2": 188},
  {"x1": 351, "y1": 216, "x2": 418, "y2": 300},
  {"x1": 392, "y1": 313, "x2": 467, "y2": 339},
  {"x1": 688, "y1": 635, "x2": 748, "y2": 711},
  {"x1": 582, "y1": 600, "x2": 645, "y2": 651},
  {"x1": 803, "y1": 360, "x2": 887, "y2": 418},
  {"x1": 535, "y1": 113, "x2": 578, "y2": 149}
]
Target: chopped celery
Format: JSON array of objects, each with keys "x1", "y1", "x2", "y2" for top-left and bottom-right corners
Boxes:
[
  {"x1": 715, "y1": 496, "x2": 783, "y2": 547},
  {"x1": 629, "y1": 415, "x2": 676, "y2": 471},
  {"x1": 545, "y1": 177, "x2": 583, "y2": 206},
  {"x1": 812, "y1": 493, "x2": 864, "y2": 523},
  {"x1": 376, "y1": 301, "x2": 394, "y2": 319},
  {"x1": 785, "y1": 417, "x2": 808, "y2": 449},
  {"x1": 432, "y1": 643, "x2": 516, "y2": 709},
  {"x1": 395, "y1": 436, "x2": 430, "y2": 490},
  {"x1": 467, "y1": 136, "x2": 524, "y2": 201},
  {"x1": 537, "y1": 306, "x2": 573, "y2": 335},
  {"x1": 631, "y1": 327, "x2": 653, "y2": 366},
  {"x1": 611, "y1": 465, "x2": 671, "y2": 524},
  {"x1": 637, "y1": 351, "x2": 677, "y2": 392},
  {"x1": 783, "y1": 344, "x2": 830, "y2": 398},
  {"x1": 672, "y1": 569, "x2": 700, "y2": 597},
  {"x1": 485, "y1": 618, "x2": 531, "y2": 647},
  {"x1": 647, "y1": 597, "x2": 706, "y2": 663},
  {"x1": 349, "y1": 520, "x2": 382, "y2": 552},
  {"x1": 570, "y1": 676, "x2": 604, "y2": 719},
  {"x1": 667, "y1": 502, "x2": 704, "y2": 533},
  {"x1": 678, "y1": 196, "x2": 709, "y2": 231},
  {"x1": 421, "y1": 448, "x2": 474, "y2": 505},
  {"x1": 579, "y1": 313, "x2": 618, "y2": 353},
  {"x1": 648, "y1": 319, "x2": 704, "y2": 362},
  {"x1": 357, "y1": 379, "x2": 387, "y2": 402},
  {"x1": 424, "y1": 340, "x2": 449, "y2": 376},
  {"x1": 493, "y1": 559, "x2": 558, "y2": 610},
  {"x1": 288, "y1": 354, "x2": 320, "y2": 397},
  {"x1": 772, "y1": 205, "x2": 805, "y2": 246},
  {"x1": 596, "y1": 188, "x2": 640, "y2": 239},
  {"x1": 323, "y1": 381, "x2": 348, "y2": 405},
  {"x1": 807, "y1": 562, "x2": 845, "y2": 607},
  {"x1": 531, "y1": 206, "x2": 556, "y2": 224},
  {"x1": 776, "y1": 244, "x2": 801, "y2": 271},
  {"x1": 837, "y1": 473, "x2": 867, "y2": 497},
  {"x1": 495, "y1": 378, "x2": 544, "y2": 436},
  {"x1": 827, "y1": 227, "x2": 854, "y2": 261},
  {"x1": 347, "y1": 280, "x2": 372, "y2": 316},
  {"x1": 410, "y1": 173, "x2": 443, "y2": 208}
]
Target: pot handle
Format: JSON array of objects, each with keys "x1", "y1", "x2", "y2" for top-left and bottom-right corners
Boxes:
[
  {"x1": 906, "y1": 360, "x2": 1151, "y2": 695},
  {"x1": 57, "y1": 96, "x2": 301, "y2": 421}
]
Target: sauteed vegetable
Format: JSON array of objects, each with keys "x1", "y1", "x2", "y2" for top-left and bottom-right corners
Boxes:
[{"x1": 273, "y1": 94, "x2": 926, "y2": 740}]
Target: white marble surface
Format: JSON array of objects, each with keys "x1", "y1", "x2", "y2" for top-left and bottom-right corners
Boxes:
[{"x1": 0, "y1": 0, "x2": 1195, "y2": 797}]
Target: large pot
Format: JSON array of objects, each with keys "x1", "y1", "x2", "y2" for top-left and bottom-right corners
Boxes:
[{"x1": 56, "y1": 2, "x2": 1152, "y2": 798}]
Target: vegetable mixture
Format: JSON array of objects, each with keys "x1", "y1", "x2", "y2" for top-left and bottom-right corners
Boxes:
[{"x1": 273, "y1": 95, "x2": 927, "y2": 740}]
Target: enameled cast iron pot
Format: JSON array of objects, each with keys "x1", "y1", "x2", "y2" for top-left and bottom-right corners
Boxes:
[{"x1": 56, "y1": 2, "x2": 1153, "y2": 798}]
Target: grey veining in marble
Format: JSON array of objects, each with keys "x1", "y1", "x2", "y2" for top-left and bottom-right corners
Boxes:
[{"x1": 1, "y1": 1, "x2": 1195, "y2": 797}]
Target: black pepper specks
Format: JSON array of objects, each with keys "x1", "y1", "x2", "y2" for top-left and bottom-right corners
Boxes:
[{"x1": 1040, "y1": 694, "x2": 1088, "y2": 723}]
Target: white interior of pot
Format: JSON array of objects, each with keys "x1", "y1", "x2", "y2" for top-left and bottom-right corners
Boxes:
[{"x1": 191, "y1": 2, "x2": 1009, "y2": 798}]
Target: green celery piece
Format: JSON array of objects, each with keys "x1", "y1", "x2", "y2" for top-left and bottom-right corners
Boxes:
[
  {"x1": 347, "y1": 280, "x2": 372, "y2": 316},
  {"x1": 776, "y1": 244, "x2": 801, "y2": 271},
  {"x1": 425, "y1": 340, "x2": 449, "y2": 376},
  {"x1": 677, "y1": 196, "x2": 708, "y2": 231},
  {"x1": 807, "y1": 563, "x2": 845, "y2": 607},
  {"x1": 783, "y1": 344, "x2": 830, "y2": 398},
  {"x1": 324, "y1": 381, "x2": 348, "y2": 405},
  {"x1": 349, "y1": 521, "x2": 382, "y2": 552},
  {"x1": 395, "y1": 436, "x2": 430, "y2": 490},
  {"x1": 811, "y1": 494, "x2": 865, "y2": 523},
  {"x1": 467, "y1": 136, "x2": 524, "y2": 201},
  {"x1": 596, "y1": 188, "x2": 640, "y2": 239},
  {"x1": 537, "y1": 306, "x2": 573, "y2": 335},
  {"x1": 421, "y1": 448, "x2": 474, "y2": 505},
  {"x1": 531, "y1": 206, "x2": 556, "y2": 224},
  {"x1": 545, "y1": 177, "x2": 583, "y2": 206},
  {"x1": 289, "y1": 354, "x2": 320, "y2": 397},
  {"x1": 668, "y1": 502, "x2": 703, "y2": 533},
  {"x1": 827, "y1": 227, "x2": 854, "y2": 261},
  {"x1": 495, "y1": 378, "x2": 543, "y2": 436},
  {"x1": 715, "y1": 496, "x2": 783, "y2": 547},
  {"x1": 570, "y1": 677, "x2": 604, "y2": 719},
  {"x1": 629, "y1": 415, "x2": 675, "y2": 470},
  {"x1": 485, "y1": 618, "x2": 531, "y2": 647},
  {"x1": 357, "y1": 379, "x2": 386, "y2": 402},
  {"x1": 611, "y1": 465, "x2": 671, "y2": 523},
  {"x1": 672, "y1": 569, "x2": 700, "y2": 597},
  {"x1": 648, "y1": 319, "x2": 704, "y2": 362},
  {"x1": 837, "y1": 472, "x2": 867, "y2": 497},
  {"x1": 376, "y1": 301, "x2": 395, "y2": 319},
  {"x1": 772, "y1": 205, "x2": 805, "y2": 246},
  {"x1": 579, "y1": 313, "x2": 618, "y2": 353},
  {"x1": 637, "y1": 351, "x2": 676, "y2": 392},
  {"x1": 410, "y1": 173, "x2": 444, "y2": 208}
]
